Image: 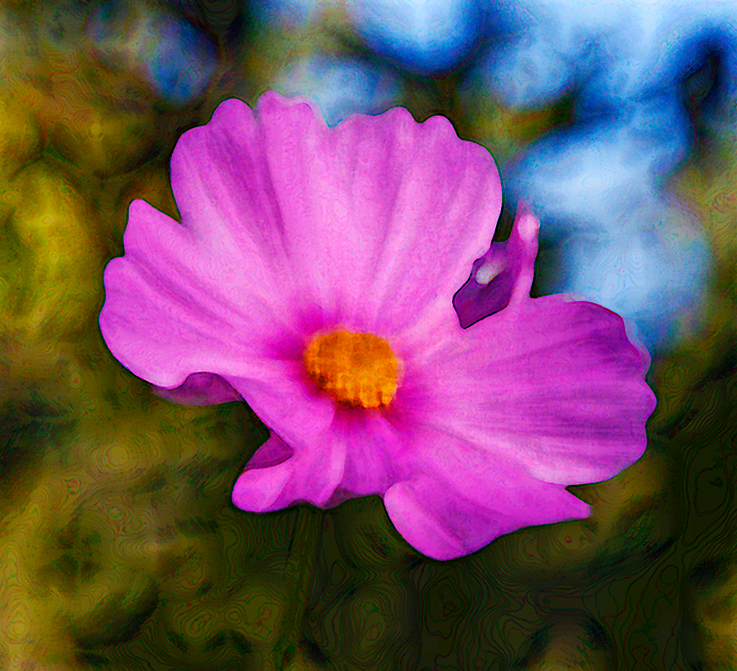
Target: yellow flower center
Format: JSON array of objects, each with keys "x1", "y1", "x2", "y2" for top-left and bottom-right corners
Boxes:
[{"x1": 303, "y1": 330, "x2": 399, "y2": 409}]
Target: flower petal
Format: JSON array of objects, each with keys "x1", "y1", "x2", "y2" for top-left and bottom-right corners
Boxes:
[
  {"x1": 232, "y1": 433, "x2": 295, "y2": 512},
  {"x1": 331, "y1": 408, "x2": 407, "y2": 498},
  {"x1": 232, "y1": 430, "x2": 346, "y2": 512},
  {"x1": 453, "y1": 203, "x2": 540, "y2": 328},
  {"x1": 172, "y1": 92, "x2": 501, "y2": 334},
  {"x1": 151, "y1": 372, "x2": 242, "y2": 406},
  {"x1": 279, "y1": 99, "x2": 502, "y2": 334},
  {"x1": 99, "y1": 199, "x2": 336, "y2": 443},
  {"x1": 394, "y1": 296, "x2": 655, "y2": 486},
  {"x1": 168, "y1": 97, "x2": 294, "y2": 294},
  {"x1": 384, "y1": 427, "x2": 590, "y2": 560},
  {"x1": 232, "y1": 407, "x2": 408, "y2": 513},
  {"x1": 100, "y1": 199, "x2": 297, "y2": 387},
  {"x1": 224, "y1": 365, "x2": 335, "y2": 451},
  {"x1": 103, "y1": 93, "x2": 504, "y2": 458}
]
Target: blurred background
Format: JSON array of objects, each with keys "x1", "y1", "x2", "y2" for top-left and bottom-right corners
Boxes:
[{"x1": 0, "y1": 0, "x2": 735, "y2": 669}]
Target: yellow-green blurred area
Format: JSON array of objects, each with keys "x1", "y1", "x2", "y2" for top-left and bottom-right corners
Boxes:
[{"x1": 0, "y1": 1, "x2": 735, "y2": 670}]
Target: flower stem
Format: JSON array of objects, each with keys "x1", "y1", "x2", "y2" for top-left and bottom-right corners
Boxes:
[{"x1": 278, "y1": 504, "x2": 323, "y2": 666}]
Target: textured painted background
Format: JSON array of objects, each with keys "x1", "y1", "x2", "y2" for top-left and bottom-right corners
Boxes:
[{"x1": 0, "y1": 1, "x2": 735, "y2": 669}]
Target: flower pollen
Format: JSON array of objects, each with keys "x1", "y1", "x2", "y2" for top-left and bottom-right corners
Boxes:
[{"x1": 304, "y1": 331, "x2": 398, "y2": 409}]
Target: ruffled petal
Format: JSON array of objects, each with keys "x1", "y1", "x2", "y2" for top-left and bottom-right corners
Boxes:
[
  {"x1": 279, "y1": 98, "x2": 502, "y2": 335},
  {"x1": 232, "y1": 430, "x2": 346, "y2": 512},
  {"x1": 394, "y1": 296, "x2": 655, "y2": 486},
  {"x1": 100, "y1": 200, "x2": 335, "y2": 442},
  {"x1": 384, "y1": 426, "x2": 590, "y2": 560},
  {"x1": 169, "y1": 97, "x2": 294, "y2": 296},
  {"x1": 232, "y1": 408, "x2": 409, "y2": 513},
  {"x1": 172, "y1": 92, "x2": 502, "y2": 335},
  {"x1": 100, "y1": 199, "x2": 300, "y2": 388},
  {"x1": 453, "y1": 203, "x2": 540, "y2": 328}
]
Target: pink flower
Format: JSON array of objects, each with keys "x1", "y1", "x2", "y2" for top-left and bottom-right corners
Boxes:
[{"x1": 99, "y1": 92, "x2": 656, "y2": 561}]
